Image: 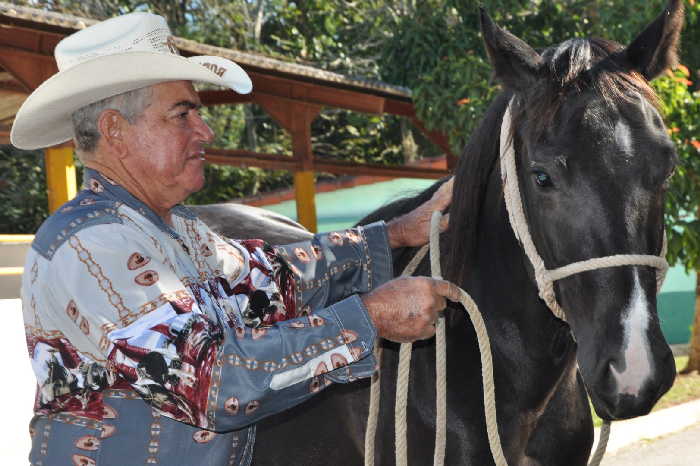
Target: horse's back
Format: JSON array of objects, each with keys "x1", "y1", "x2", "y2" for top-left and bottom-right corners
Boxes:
[{"x1": 188, "y1": 203, "x2": 313, "y2": 244}]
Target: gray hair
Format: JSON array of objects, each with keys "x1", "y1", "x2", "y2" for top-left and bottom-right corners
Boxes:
[{"x1": 71, "y1": 86, "x2": 153, "y2": 158}]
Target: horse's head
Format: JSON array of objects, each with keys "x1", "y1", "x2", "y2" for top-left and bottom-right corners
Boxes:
[{"x1": 479, "y1": 1, "x2": 683, "y2": 420}]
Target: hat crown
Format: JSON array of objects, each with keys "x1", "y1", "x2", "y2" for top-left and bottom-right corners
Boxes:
[{"x1": 55, "y1": 12, "x2": 178, "y2": 71}]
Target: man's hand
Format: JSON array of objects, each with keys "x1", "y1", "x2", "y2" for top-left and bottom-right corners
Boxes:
[
  {"x1": 361, "y1": 276, "x2": 461, "y2": 343},
  {"x1": 387, "y1": 177, "x2": 454, "y2": 249}
]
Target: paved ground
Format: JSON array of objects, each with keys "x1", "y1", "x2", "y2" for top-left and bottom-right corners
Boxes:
[
  {"x1": 593, "y1": 398, "x2": 700, "y2": 454},
  {"x1": 601, "y1": 422, "x2": 700, "y2": 466},
  {"x1": 2, "y1": 299, "x2": 34, "y2": 465},
  {"x1": 3, "y1": 295, "x2": 699, "y2": 465}
]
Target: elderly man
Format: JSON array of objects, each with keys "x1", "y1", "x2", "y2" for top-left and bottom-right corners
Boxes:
[{"x1": 12, "y1": 12, "x2": 457, "y2": 466}]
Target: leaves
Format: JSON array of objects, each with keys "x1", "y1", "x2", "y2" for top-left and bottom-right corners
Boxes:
[
  {"x1": 4, "y1": 0, "x2": 699, "y2": 240},
  {"x1": 0, "y1": 146, "x2": 49, "y2": 233}
]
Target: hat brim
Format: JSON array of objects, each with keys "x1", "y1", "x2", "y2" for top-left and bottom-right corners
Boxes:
[{"x1": 10, "y1": 51, "x2": 253, "y2": 150}]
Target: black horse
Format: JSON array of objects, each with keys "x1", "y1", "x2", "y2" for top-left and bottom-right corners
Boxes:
[{"x1": 191, "y1": 2, "x2": 683, "y2": 464}]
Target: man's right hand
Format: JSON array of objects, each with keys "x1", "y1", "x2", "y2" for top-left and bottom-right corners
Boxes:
[{"x1": 361, "y1": 277, "x2": 461, "y2": 343}]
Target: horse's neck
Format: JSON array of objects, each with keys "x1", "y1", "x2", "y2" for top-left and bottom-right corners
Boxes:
[
  {"x1": 463, "y1": 167, "x2": 543, "y2": 324},
  {"x1": 446, "y1": 159, "x2": 573, "y2": 420}
]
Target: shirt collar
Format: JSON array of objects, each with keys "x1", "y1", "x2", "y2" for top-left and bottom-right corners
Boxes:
[{"x1": 83, "y1": 168, "x2": 181, "y2": 238}]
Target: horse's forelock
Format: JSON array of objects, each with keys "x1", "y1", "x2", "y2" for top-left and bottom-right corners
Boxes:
[{"x1": 517, "y1": 37, "x2": 661, "y2": 143}]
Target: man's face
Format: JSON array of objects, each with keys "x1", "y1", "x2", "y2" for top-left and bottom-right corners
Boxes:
[{"x1": 122, "y1": 81, "x2": 214, "y2": 204}]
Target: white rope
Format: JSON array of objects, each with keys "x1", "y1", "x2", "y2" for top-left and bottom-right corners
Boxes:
[
  {"x1": 365, "y1": 99, "x2": 669, "y2": 466},
  {"x1": 499, "y1": 99, "x2": 669, "y2": 319},
  {"x1": 369, "y1": 213, "x2": 508, "y2": 466},
  {"x1": 430, "y1": 214, "x2": 447, "y2": 466},
  {"x1": 363, "y1": 343, "x2": 381, "y2": 466},
  {"x1": 365, "y1": 244, "x2": 429, "y2": 466},
  {"x1": 499, "y1": 98, "x2": 668, "y2": 466}
]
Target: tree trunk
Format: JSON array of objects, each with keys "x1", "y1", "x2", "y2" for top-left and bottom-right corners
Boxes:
[
  {"x1": 400, "y1": 119, "x2": 418, "y2": 164},
  {"x1": 680, "y1": 270, "x2": 700, "y2": 374},
  {"x1": 244, "y1": 105, "x2": 258, "y2": 152}
]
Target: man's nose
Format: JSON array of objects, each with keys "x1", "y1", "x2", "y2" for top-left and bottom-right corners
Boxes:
[{"x1": 193, "y1": 112, "x2": 215, "y2": 143}]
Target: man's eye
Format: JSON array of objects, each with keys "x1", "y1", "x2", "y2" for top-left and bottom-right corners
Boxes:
[
  {"x1": 532, "y1": 170, "x2": 554, "y2": 188},
  {"x1": 178, "y1": 111, "x2": 189, "y2": 119}
]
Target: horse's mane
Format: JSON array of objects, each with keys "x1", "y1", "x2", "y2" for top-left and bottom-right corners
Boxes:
[
  {"x1": 357, "y1": 177, "x2": 449, "y2": 274},
  {"x1": 446, "y1": 92, "x2": 511, "y2": 283}
]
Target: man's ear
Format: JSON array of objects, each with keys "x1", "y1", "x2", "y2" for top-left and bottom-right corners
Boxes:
[
  {"x1": 97, "y1": 109, "x2": 129, "y2": 158},
  {"x1": 479, "y1": 8, "x2": 543, "y2": 92},
  {"x1": 620, "y1": 0, "x2": 684, "y2": 80}
]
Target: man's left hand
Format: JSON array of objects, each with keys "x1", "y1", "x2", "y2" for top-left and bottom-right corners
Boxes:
[{"x1": 386, "y1": 177, "x2": 454, "y2": 248}]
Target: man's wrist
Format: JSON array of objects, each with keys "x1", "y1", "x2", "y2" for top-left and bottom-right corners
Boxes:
[{"x1": 386, "y1": 217, "x2": 405, "y2": 249}]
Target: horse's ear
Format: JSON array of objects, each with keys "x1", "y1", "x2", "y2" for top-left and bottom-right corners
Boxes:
[
  {"x1": 620, "y1": 0, "x2": 684, "y2": 80},
  {"x1": 479, "y1": 8, "x2": 543, "y2": 92}
]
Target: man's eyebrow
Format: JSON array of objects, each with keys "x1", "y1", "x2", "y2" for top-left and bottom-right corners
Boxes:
[{"x1": 168, "y1": 100, "x2": 201, "y2": 111}]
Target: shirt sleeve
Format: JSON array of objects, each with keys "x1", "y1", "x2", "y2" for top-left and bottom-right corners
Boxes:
[
  {"x1": 272, "y1": 221, "x2": 394, "y2": 312},
  {"x1": 45, "y1": 223, "x2": 379, "y2": 433}
]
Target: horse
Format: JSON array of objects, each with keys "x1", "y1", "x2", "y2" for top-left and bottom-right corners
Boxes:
[{"x1": 190, "y1": 1, "x2": 683, "y2": 464}]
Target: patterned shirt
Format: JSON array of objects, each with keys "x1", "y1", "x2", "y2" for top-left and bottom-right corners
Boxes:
[{"x1": 21, "y1": 169, "x2": 393, "y2": 466}]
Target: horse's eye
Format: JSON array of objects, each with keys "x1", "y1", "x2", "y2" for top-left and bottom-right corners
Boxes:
[{"x1": 532, "y1": 170, "x2": 553, "y2": 188}]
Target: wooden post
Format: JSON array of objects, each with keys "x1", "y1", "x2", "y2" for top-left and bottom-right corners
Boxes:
[
  {"x1": 293, "y1": 171, "x2": 317, "y2": 233},
  {"x1": 256, "y1": 94, "x2": 321, "y2": 232},
  {"x1": 44, "y1": 146, "x2": 77, "y2": 213},
  {"x1": 291, "y1": 104, "x2": 320, "y2": 233}
]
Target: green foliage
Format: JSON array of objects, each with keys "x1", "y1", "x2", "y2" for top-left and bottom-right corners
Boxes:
[
  {"x1": 3, "y1": 0, "x2": 699, "y2": 239},
  {"x1": 0, "y1": 146, "x2": 49, "y2": 233},
  {"x1": 656, "y1": 67, "x2": 700, "y2": 271}
]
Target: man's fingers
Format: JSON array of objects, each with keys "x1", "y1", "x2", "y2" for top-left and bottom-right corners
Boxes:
[
  {"x1": 439, "y1": 213, "x2": 450, "y2": 232},
  {"x1": 433, "y1": 278, "x2": 461, "y2": 303},
  {"x1": 429, "y1": 177, "x2": 454, "y2": 209}
]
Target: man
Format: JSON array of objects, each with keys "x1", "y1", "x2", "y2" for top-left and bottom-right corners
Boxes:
[{"x1": 12, "y1": 12, "x2": 458, "y2": 466}]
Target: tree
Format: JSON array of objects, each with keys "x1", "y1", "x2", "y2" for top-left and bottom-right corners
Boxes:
[
  {"x1": 0, "y1": 146, "x2": 49, "y2": 233},
  {"x1": 654, "y1": 1, "x2": 700, "y2": 373}
]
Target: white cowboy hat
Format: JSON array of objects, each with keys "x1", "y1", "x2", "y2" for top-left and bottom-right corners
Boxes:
[{"x1": 10, "y1": 12, "x2": 252, "y2": 150}]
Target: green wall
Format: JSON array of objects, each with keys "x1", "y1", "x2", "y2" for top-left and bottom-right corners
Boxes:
[
  {"x1": 264, "y1": 178, "x2": 695, "y2": 344},
  {"x1": 658, "y1": 265, "x2": 696, "y2": 345}
]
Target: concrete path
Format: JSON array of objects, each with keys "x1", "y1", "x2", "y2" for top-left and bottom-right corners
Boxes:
[
  {"x1": 2, "y1": 299, "x2": 35, "y2": 465},
  {"x1": 593, "y1": 398, "x2": 700, "y2": 454},
  {"x1": 601, "y1": 422, "x2": 700, "y2": 466},
  {"x1": 2, "y1": 296, "x2": 699, "y2": 465}
]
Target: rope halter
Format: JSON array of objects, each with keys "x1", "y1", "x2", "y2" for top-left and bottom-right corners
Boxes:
[{"x1": 499, "y1": 99, "x2": 669, "y2": 320}]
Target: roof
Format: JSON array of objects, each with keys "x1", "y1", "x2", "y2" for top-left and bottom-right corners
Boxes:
[{"x1": 0, "y1": 2, "x2": 411, "y2": 100}]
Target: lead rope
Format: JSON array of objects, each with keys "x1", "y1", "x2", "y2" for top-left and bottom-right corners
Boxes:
[
  {"x1": 364, "y1": 99, "x2": 669, "y2": 466},
  {"x1": 364, "y1": 213, "x2": 625, "y2": 466},
  {"x1": 365, "y1": 212, "x2": 508, "y2": 466}
]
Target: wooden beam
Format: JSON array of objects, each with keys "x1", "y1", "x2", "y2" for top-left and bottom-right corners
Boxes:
[
  {"x1": 314, "y1": 159, "x2": 449, "y2": 179},
  {"x1": 383, "y1": 98, "x2": 415, "y2": 117},
  {"x1": 0, "y1": 72, "x2": 27, "y2": 94},
  {"x1": 200, "y1": 71, "x2": 396, "y2": 115},
  {"x1": 199, "y1": 84, "x2": 458, "y2": 168},
  {"x1": 203, "y1": 147, "x2": 449, "y2": 179},
  {"x1": 0, "y1": 91, "x2": 25, "y2": 122},
  {"x1": 0, "y1": 46, "x2": 56, "y2": 91},
  {"x1": 409, "y1": 116, "x2": 458, "y2": 168},
  {"x1": 204, "y1": 148, "x2": 299, "y2": 171},
  {"x1": 44, "y1": 145, "x2": 77, "y2": 213},
  {"x1": 199, "y1": 90, "x2": 252, "y2": 105}
]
